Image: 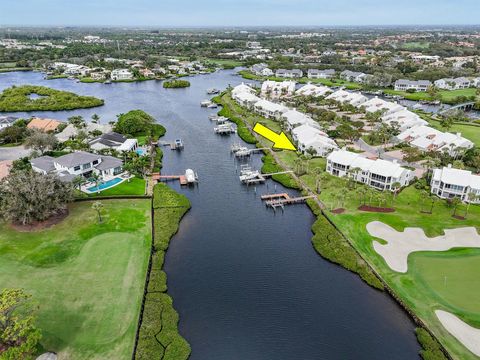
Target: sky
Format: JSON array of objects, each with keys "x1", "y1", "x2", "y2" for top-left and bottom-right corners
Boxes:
[{"x1": 1, "y1": 0, "x2": 479, "y2": 27}]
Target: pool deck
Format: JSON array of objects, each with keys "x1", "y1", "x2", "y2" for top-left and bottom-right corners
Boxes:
[{"x1": 81, "y1": 174, "x2": 133, "y2": 194}]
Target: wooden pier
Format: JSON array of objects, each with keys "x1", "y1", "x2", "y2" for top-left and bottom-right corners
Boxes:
[
  {"x1": 240, "y1": 170, "x2": 293, "y2": 185},
  {"x1": 261, "y1": 193, "x2": 316, "y2": 210},
  {"x1": 152, "y1": 173, "x2": 188, "y2": 185}
]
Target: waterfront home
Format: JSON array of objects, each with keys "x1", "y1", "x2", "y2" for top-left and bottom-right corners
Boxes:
[
  {"x1": 434, "y1": 77, "x2": 472, "y2": 90},
  {"x1": 296, "y1": 84, "x2": 332, "y2": 97},
  {"x1": 473, "y1": 77, "x2": 480, "y2": 88},
  {"x1": 275, "y1": 69, "x2": 303, "y2": 79},
  {"x1": 292, "y1": 124, "x2": 337, "y2": 157},
  {"x1": 89, "y1": 132, "x2": 138, "y2": 152},
  {"x1": 0, "y1": 116, "x2": 18, "y2": 130},
  {"x1": 381, "y1": 110, "x2": 428, "y2": 131},
  {"x1": 394, "y1": 79, "x2": 432, "y2": 92},
  {"x1": 281, "y1": 109, "x2": 319, "y2": 131},
  {"x1": 340, "y1": 70, "x2": 369, "y2": 83},
  {"x1": 251, "y1": 63, "x2": 274, "y2": 76},
  {"x1": 31, "y1": 151, "x2": 123, "y2": 181},
  {"x1": 261, "y1": 80, "x2": 296, "y2": 98},
  {"x1": 396, "y1": 125, "x2": 473, "y2": 155},
  {"x1": 110, "y1": 69, "x2": 133, "y2": 81},
  {"x1": 56, "y1": 123, "x2": 113, "y2": 142},
  {"x1": 307, "y1": 69, "x2": 336, "y2": 79},
  {"x1": 233, "y1": 91, "x2": 261, "y2": 109},
  {"x1": 326, "y1": 149, "x2": 413, "y2": 190},
  {"x1": 253, "y1": 99, "x2": 288, "y2": 120},
  {"x1": 431, "y1": 165, "x2": 480, "y2": 203},
  {"x1": 27, "y1": 117, "x2": 63, "y2": 133},
  {"x1": 357, "y1": 97, "x2": 405, "y2": 115},
  {"x1": 0, "y1": 160, "x2": 12, "y2": 180},
  {"x1": 326, "y1": 89, "x2": 368, "y2": 107},
  {"x1": 51, "y1": 62, "x2": 90, "y2": 76}
]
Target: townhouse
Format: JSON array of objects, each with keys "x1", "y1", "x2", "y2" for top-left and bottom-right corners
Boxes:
[
  {"x1": 381, "y1": 110, "x2": 428, "y2": 131},
  {"x1": 232, "y1": 84, "x2": 261, "y2": 109},
  {"x1": 307, "y1": 69, "x2": 336, "y2": 79},
  {"x1": 340, "y1": 70, "x2": 369, "y2": 83},
  {"x1": 396, "y1": 125, "x2": 473, "y2": 155},
  {"x1": 261, "y1": 80, "x2": 296, "y2": 98},
  {"x1": 394, "y1": 79, "x2": 432, "y2": 92},
  {"x1": 326, "y1": 89, "x2": 368, "y2": 107},
  {"x1": 253, "y1": 100, "x2": 288, "y2": 120},
  {"x1": 292, "y1": 124, "x2": 338, "y2": 157},
  {"x1": 251, "y1": 63, "x2": 274, "y2": 77},
  {"x1": 434, "y1": 77, "x2": 471, "y2": 90},
  {"x1": 358, "y1": 97, "x2": 405, "y2": 115},
  {"x1": 296, "y1": 84, "x2": 331, "y2": 97},
  {"x1": 431, "y1": 165, "x2": 480, "y2": 203},
  {"x1": 275, "y1": 69, "x2": 304, "y2": 79},
  {"x1": 326, "y1": 149, "x2": 413, "y2": 191},
  {"x1": 281, "y1": 109, "x2": 319, "y2": 131}
]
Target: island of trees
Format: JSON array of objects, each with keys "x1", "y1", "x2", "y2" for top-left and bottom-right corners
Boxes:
[
  {"x1": 162, "y1": 79, "x2": 190, "y2": 88},
  {"x1": 0, "y1": 85, "x2": 104, "y2": 112}
]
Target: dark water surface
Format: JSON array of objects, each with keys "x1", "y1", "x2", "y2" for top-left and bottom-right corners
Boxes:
[{"x1": 0, "y1": 71, "x2": 420, "y2": 359}]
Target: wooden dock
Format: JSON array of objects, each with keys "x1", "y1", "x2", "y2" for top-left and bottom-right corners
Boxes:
[
  {"x1": 261, "y1": 193, "x2": 316, "y2": 210},
  {"x1": 241, "y1": 170, "x2": 294, "y2": 185},
  {"x1": 152, "y1": 173, "x2": 188, "y2": 185}
]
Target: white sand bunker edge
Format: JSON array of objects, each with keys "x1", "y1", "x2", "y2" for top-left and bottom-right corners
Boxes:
[
  {"x1": 436, "y1": 310, "x2": 480, "y2": 357},
  {"x1": 366, "y1": 221, "x2": 480, "y2": 273}
]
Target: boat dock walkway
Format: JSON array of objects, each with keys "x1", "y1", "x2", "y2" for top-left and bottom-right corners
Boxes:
[
  {"x1": 241, "y1": 170, "x2": 293, "y2": 185},
  {"x1": 260, "y1": 193, "x2": 316, "y2": 210},
  {"x1": 152, "y1": 173, "x2": 188, "y2": 185}
]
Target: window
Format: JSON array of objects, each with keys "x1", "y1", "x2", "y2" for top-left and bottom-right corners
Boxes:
[
  {"x1": 74, "y1": 166, "x2": 81, "y2": 171},
  {"x1": 83, "y1": 163, "x2": 91, "y2": 170},
  {"x1": 93, "y1": 160, "x2": 99, "y2": 165}
]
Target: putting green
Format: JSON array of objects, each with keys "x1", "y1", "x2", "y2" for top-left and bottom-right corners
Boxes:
[{"x1": 0, "y1": 199, "x2": 152, "y2": 360}]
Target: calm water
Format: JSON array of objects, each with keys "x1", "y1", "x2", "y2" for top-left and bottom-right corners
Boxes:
[{"x1": 0, "y1": 71, "x2": 420, "y2": 359}]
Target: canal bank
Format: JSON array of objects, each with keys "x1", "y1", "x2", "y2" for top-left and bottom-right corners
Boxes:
[
  {"x1": 214, "y1": 89, "x2": 451, "y2": 359},
  {"x1": 0, "y1": 70, "x2": 421, "y2": 359}
]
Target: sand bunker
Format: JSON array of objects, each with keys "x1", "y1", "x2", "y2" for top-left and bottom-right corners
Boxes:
[
  {"x1": 436, "y1": 310, "x2": 480, "y2": 357},
  {"x1": 366, "y1": 221, "x2": 480, "y2": 273}
]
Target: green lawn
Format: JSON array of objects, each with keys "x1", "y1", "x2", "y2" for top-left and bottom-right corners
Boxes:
[
  {"x1": 384, "y1": 88, "x2": 477, "y2": 104},
  {"x1": 89, "y1": 177, "x2": 146, "y2": 197},
  {"x1": 0, "y1": 199, "x2": 152, "y2": 359}
]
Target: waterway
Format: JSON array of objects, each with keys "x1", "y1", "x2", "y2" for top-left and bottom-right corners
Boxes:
[{"x1": 0, "y1": 70, "x2": 421, "y2": 359}]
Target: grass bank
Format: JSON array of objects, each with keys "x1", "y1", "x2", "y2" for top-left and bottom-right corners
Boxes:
[
  {"x1": 0, "y1": 199, "x2": 152, "y2": 359},
  {"x1": 135, "y1": 183, "x2": 191, "y2": 360}
]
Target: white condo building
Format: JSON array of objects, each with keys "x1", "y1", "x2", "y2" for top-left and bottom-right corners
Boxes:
[
  {"x1": 326, "y1": 89, "x2": 368, "y2": 107},
  {"x1": 358, "y1": 97, "x2": 405, "y2": 115},
  {"x1": 292, "y1": 125, "x2": 338, "y2": 157},
  {"x1": 381, "y1": 110, "x2": 428, "y2": 131},
  {"x1": 253, "y1": 99, "x2": 288, "y2": 120},
  {"x1": 326, "y1": 150, "x2": 413, "y2": 191},
  {"x1": 296, "y1": 84, "x2": 332, "y2": 97},
  {"x1": 431, "y1": 165, "x2": 480, "y2": 203},
  {"x1": 261, "y1": 80, "x2": 296, "y2": 98}
]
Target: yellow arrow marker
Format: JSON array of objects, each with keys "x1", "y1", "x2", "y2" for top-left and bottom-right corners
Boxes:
[{"x1": 253, "y1": 123, "x2": 296, "y2": 151}]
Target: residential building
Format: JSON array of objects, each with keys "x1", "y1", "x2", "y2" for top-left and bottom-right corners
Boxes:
[
  {"x1": 326, "y1": 89, "x2": 368, "y2": 107},
  {"x1": 326, "y1": 149, "x2": 413, "y2": 191},
  {"x1": 253, "y1": 100, "x2": 288, "y2": 120},
  {"x1": 396, "y1": 125, "x2": 474, "y2": 155},
  {"x1": 0, "y1": 116, "x2": 18, "y2": 130},
  {"x1": 261, "y1": 80, "x2": 296, "y2": 98},
  {"x1": 358, "y1": 97, "x2": 405, "y2": 115},
  {"x1": 251, "y1": 63, "x2": 274, "y2": 76},
  {"x1": 431, "y1": 165, "x2": 480, "y2": 203},
  {"x1": 292, "y1": 124, "x2": 338, "y2": 157},
  {"x1": 275, "y1": 69, "x2": 303, "y2": 79},
  {"x1": 281, "y1": 109, "x2": 319, "y2": 131},
  {"x1": 110, "y1": 69, "x2": 133, "y2": 81},
  {"x1": 56, "y1": 123, "x2": 113, "y2": 143},
  {"x1": 340, "y1": 70, "x2": 368, "y2": 83},
  {"x1": 232, "y1": 84, "x2": 261, "y2": 108},
  {"x1": 31, "y1": 151, "x2": 123, "y2": 181},
  {"x1": 394, "y1": 79, "x2": 432, "y2": 92},
  {"x1": 434, "y1": 77, "x2": 471, "y2": 90},
  {"x1": 296, "y1": 84, "x2": 331, "y2": 97},
  {"x1": 89, "y1": 132, "x2": 138, "y2": 152},
  {"x1": 27, "y1": 117, "x2": 63, "y2": 132},
  {"x1": 307, "y1": 69, "x2": 335, "y2": 79},
  {"x1": 381, "y1": 110, "x2": 428, "y2": 131}
]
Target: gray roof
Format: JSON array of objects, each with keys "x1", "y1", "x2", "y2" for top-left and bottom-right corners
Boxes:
[
  {"x1": 55, "y1": 151, "x2": 100, "y2": 168},
  {"x1": 308, "y1": 68, "x2": 335, "y2": 75},
  {"x1": 0, "y1": 116, "x2": 18, "y2": 126},
  {"x1": 96, "y1": 155, "x2": 123, "y2": 171},
  {"x1": 396, "y1": 79, "x2": 432, "y2": 86},
  {"x1": 89, "y1": 132, "x2": 127, "y2": 147},
  {"x1": 341, "y1": 70, "x2": 365, "y2": 78},
  {"x1": 31, "y1": 156, "x2": 55, "y2": 173}
]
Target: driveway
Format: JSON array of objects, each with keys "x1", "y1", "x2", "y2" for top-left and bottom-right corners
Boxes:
[{"x1": 0, "y1": 145, "x2": 30, "y2": 161}]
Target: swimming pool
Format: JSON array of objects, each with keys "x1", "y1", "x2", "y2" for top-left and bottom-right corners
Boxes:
[
  {"x1": 136, "y1": 148, "x2": 146, "y2": 156},
  {"x1": 87, "y1": 177, "x2": 123, "y2": 192}
]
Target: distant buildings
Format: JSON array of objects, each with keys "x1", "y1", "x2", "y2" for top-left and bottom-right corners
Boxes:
[
  {"x1": 261, "y1": 80, "x2": 296, "y2": 98},
  {"x1": 250, "y1": 63, "x2": 274, "y2": 77},
  {"x1": 296, "y1": 84, "x2": 332, "y2": 97},
  {"x1": 326, "y1": 149, "x2": 413, "y2": 191},
  {"x1": 434, "y1": 77, "x2": 471, "y2": 90},
  {"x1": 326, "y1": 89, "x2": 368, "y2": 107},
  {"x1": 359, "y1": 97, "x2": 404, "y2": 115},
  {"x1": 340, "y1": 70, "x2": 369, "y2": 83},
  {"x1": 275, "y1": 69, "x2": 303, "y2": 79},
  {"x1": 431, "y1": 165, "x2": 480, "y2": 203},
  {"x1": 110, "y1": 69, "x2": 133, "y2": 81},
  {"x1": 394, "y1": 79, "x2": 432, "y2": 92},
  {"x1": 307, "y1": 69, "x2": 335, "y2": 79}
]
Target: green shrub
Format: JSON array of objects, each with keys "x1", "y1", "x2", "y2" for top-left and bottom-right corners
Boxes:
[
  {"x1": 163, "y1": 80, "x2": 190, "y2": 88},
  {"x1": 415, "y1": 328, "x2": 448, "y2": 360},
  {"x1": 115, "y1": 110, "x2": 156, "y2": 135},
  {"x1": 261, "y1": 154, "x2": 300, "y2": 190}
]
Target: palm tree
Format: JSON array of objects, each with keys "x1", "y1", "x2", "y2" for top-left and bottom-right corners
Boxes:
[
  {"x1": 420, "y1": 190, "x2": 429, "y2": 213},
  {"x1": 357, "y1": 187, "x2": 368, "y2": 206},
  {"x1": 464, "y1": 193, "x2": 478, "y2": 218},
  {"x1": 391, "y1": 182, "x2": 401, "y2": 200},
  {"x1": 90, "y1": 172, "x2": 101, "y2": 188},
  {"x1": 293, "y1": 158, "x2": 303, "y2": 175},
  {"x1": 91, "y1": 113, "x2": 100, "y2": 124},
  {"x1": 429, "y1": 194, "x2": 438, "y2": 214},
  {"x1": 72, "y1": 176, "x2": 86, "y2": 191},
  {"x1": 451, "y1": 197, "x2": 462, "y2": 217},
  {"x1": 92, "y1": 201, "x2": 104, "y2": 223}
]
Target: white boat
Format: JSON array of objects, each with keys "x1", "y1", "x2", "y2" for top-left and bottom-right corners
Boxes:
[
  {"x1": 207, "y1": 103, "x2": 218, "y2": 109},
  {"x1": 207, "y1": 88, "x2": 220, "y2": 95},
  {"x1": 185, "y1": 169, "x2": 197, "y2": 183},
  {"x1": 200, "y1": 100, "x2": 212, "y2": 107},
  {"x1": 239, "y1": 170, "x2": 260, "y2": 182}
]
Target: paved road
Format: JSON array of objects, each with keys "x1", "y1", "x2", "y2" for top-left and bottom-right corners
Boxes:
[{"x1": 0, "y1": 145, "x2": 30, "y2": 161}]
